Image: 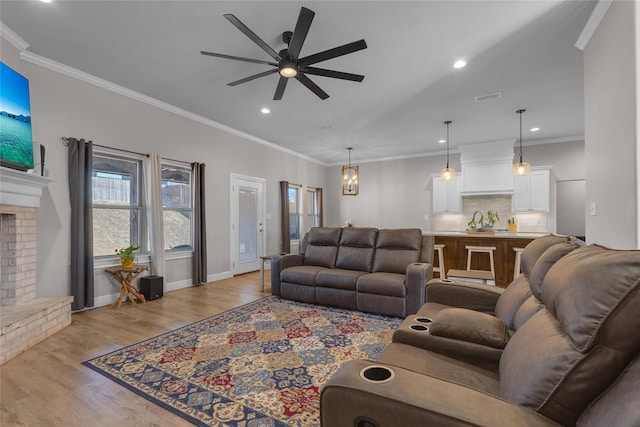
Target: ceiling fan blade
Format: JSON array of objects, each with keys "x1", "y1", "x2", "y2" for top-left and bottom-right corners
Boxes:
[
  {"x1": 302, "y1": 67, "x2": 365, "y2": 82},
  {"x1": 228, "y1": 69, "x2": 278, "y2": 86},
  {"x1": 200, "y1": 51, "x2": 278, "y2": 67},
  {"x1": 295, "y1": 73, "x2": 329, "y2": 100},
  {"x1": 274, "y1": 76, "x2": 289, "y2": 100},
  {"x1": 223, "y1": 13, "x2": 281, "y2": 61},
  {"x1": 299, "y1": 39, "x2": 368, "y2": 66},
  {"x1": 287, "y1": 7, "x2": 315, "y2": 61}
]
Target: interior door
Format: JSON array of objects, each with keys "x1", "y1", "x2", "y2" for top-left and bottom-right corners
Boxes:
[{"x1": 230, "y1": 175, "x2": 266, "y2": 275}]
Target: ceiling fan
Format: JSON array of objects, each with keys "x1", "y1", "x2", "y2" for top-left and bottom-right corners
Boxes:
[{"x1": 200, "y1": 7, "x2": 367, "y2": 100}]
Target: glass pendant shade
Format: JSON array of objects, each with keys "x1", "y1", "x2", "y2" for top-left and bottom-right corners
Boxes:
[
  {"x1": 342, "y1": 148, "x2": 359, "y2": 196},
  {"x1": 440, "y1": 120, "x2": 455, "y2": 180},
  {"x1": 513, "y1": 161, "x2": 531, "y2": 175},
  {"x1": 440, "y1": 167, "x2": 455, "y2": 180}
]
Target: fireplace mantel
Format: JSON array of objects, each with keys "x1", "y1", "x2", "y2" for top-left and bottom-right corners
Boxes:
[{"x1": 0, "y1": 167, "x2": 54, "y2": 208}]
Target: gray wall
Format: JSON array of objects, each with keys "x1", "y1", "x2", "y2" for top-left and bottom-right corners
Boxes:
[
  {"x1": 326, "y1": 141, "x2": 585, "y2": 232},
  {"x1": 584, "y1": 0, "x2": 638, "y2": 248},
  {"x1": 1, "y1": 36, "x2": 327, "y2": 301}
]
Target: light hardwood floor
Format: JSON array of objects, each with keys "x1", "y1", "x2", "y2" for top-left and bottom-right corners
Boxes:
[{"x1": 1, "y1": 272, "x2": 270, "y2": 427}]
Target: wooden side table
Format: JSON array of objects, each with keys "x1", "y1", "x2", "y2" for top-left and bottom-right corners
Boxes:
[
  {"x1": 105, "y1": 265, "x2": 148, "y2": 309},
  {"x1": 259, "y1": 255, "x2": 279, "y2": 292}
]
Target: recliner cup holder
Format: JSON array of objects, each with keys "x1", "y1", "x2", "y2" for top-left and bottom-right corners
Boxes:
[
  {"x1": 409, "y1": 324, "x2": 429, "y2": 331},
  {"x1": 440, "y1": 278, "x2": 454, "y2": 283},
  {"x1": 360, "y1": 365, "x2": 395, "y2": 384},
  {"x1": 415, "y1": 317, "x2": 432, "y2": 323}
]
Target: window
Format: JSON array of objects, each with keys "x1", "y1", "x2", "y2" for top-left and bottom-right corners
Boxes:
[
  {"x1": 306, "y1": 188, "x2": 320, "y2": 232},
  {"x1": 161, "y1": 163, "x2": 193, "y2": 251},
  {"x1": 92, "y1": 153, "x2": 144, "y2": 257},
  {"x1": 288, "y1": 185, "x2": 301, "y2": 240}
]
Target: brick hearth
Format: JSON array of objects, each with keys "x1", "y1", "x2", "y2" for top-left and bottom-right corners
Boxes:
[{"x1": 0, "y1": 168, "x2": 73, "y2": 365}]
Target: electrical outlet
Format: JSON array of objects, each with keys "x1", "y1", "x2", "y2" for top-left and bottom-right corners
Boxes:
[
  {"x1": 590, "y1": 202, "x2": 597, "y2": 216},
  {"x1": 423, "y1": 214, "x2": 429, "y2": 221}
]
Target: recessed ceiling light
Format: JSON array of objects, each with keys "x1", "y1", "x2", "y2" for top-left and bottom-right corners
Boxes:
[
  {"x1": 453, "y1": 60, "x2": 467, "y2": 69},
  {"x1": 40, "y1": 0, "x2": 52, "y2": 3},
  {"x1": 438, "y1": 139, "x2": 446, "y2": 144},
  {"x1": 530, "y1": 127, "x2": 540, "y2": 132},
  {"x1": 260, "y1": 107, "x2": 270, "y2": 114}
]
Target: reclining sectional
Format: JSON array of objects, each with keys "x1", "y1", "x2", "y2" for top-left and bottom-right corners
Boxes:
[
  {"x1": 321, "y1": 238, "x2": 640, "y2": 426},
  {"x1": 270, "y1": 226, "x2": 434, "y2": 317}
]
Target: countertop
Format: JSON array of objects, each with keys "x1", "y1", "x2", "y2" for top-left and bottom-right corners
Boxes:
[{"x1": 424, "y1": 231, "x2": 548, "y2": 239}]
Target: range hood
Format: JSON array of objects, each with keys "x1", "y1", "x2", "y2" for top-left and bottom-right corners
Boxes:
[{"x1": 459, "y1": 140, "x2": 515, "y2": 196}]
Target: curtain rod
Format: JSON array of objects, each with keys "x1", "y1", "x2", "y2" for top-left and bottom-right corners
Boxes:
[{"x1": 61, "y1": 137, "x2": 194, "y2": 165}]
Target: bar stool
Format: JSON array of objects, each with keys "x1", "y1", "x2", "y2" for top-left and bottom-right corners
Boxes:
[
  {"x1": 513, "y1": 247, "x2": 524, "y2": 280},
  {"x1": 447, "y1": 245, "x2": 496, "y2": 285},
  {"x1": 433, "y1": 244, "x2": 446, "y2": 279}
]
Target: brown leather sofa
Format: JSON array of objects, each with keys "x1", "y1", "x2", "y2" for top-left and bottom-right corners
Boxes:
[
  {"x1": 270, "y1": 227, "x2": 434, "y2": 317},
  {"x1": 393, "y1": 234, "x2": 581, "y2": 372},
  {"x1": 321, "y1": 243, "x2": 640, "y2": 426}
]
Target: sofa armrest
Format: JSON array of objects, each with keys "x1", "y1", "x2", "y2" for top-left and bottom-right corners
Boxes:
[
  {"x1": 321, "y1": 359, "x2": 561, "y2": 427},
  {"x1": 405, "y1": 262, "x2": 433, "y2": 315},
  {"x1": 425, "y1": 278, "x2": 504, "y2": 314},
  {"x1": 270, "y1": 254, "x2": 303, "y2": 296}
]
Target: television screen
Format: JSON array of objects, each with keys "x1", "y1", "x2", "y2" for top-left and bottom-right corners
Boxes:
[{"x1": 0, "y1": 62, "x2": 34, "y2": 171}]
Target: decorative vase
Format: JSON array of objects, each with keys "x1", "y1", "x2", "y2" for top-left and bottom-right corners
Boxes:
[{"x1": 121, "y1": 257, "x2": 135, "y2": 270}]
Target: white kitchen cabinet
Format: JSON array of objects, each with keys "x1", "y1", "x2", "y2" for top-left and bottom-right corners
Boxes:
[
  {"x1": 433, "y1": 175, "x2": 462, "y2": 213},
  {"x1": 512, "y1": 169, "x2": 550, "y2": 212}
]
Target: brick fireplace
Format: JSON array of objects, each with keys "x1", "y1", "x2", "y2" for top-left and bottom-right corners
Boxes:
[{"x1": 0, "y1": 168, "x2": 73, "y2": 364}]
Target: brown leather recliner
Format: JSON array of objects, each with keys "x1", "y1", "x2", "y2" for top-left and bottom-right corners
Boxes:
[
  {"x1": 393, "y1": 234, "x2": 580, "y2": 371},
  {"x1": 321, "y1": 244, "x2": 640, "y2": 427}
]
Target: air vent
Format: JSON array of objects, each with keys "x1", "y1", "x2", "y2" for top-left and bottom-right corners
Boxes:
[{"x1": 475, "y1": 91, "x2": 503, "y2": 102}]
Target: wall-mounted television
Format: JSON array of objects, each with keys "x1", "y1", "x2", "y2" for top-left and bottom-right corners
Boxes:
[{"x1": 0, "y1": 62, "x2": 34, "y2": 172}]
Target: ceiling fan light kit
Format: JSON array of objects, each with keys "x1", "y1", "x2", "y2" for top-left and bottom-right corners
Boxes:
[{"x1": 201, "y1": 7, "x2": 367, "y2": 101}]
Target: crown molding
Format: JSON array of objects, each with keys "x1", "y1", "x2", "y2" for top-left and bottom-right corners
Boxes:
[
  {"x1": 18, "y1": 50, "x2": 326, "y2": 166},
  {"x1": 0, "y1": 21, "x2": 30, "y2": 51},
  {"x1": 575, "y1": 0, "x2": 613, "y2": 50}
]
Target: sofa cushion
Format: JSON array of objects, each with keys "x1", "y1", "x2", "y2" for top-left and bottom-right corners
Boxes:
[
  {"x1": 357, "y1": 272, "x2": 406, "y2": 297},
  {"x1": 512, "y1": 295, "x2": 544, "y2": 330},
  {"x1": 281, "y1": 265, "x2": 326, "y2": 287},
  {"x1": 335, "y1": 227, "x2": 378, "y2": 272},
  {"x1": 372, "y1": 229, "x2": 422, "y2": 274},
  {"x1": 500, "y1": 244, "x2": 640, "y2": 425},
  {"x1": 528, "y1": 242, "x2": 579, "y2": 300},
  {"x1": 520, "y1": 234, "x2": 571, "y2": 277},
  {"x1": 578, "y1": 354, "x2": 640, "y2": 427},
  {"x1": 494, "y1": 274, "x2": 532, "y2": 330},
  {"x1": 303, "y1": 227, "x2": 342, "y2": 268},
  {"x1": 316, "y1": 269, "x2": 368, "y2": 290},
  {"x1": 430, "y1": 308, "x2": 510, "y2": 350}
]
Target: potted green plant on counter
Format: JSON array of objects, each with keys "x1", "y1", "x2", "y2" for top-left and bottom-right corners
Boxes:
[
  {"x1": 467, "y1": 210, "x2": 500, "y2": 232},
  {"x1": 483, "y1": 210, "x2": 500, "y2": 231},
  {"x1": 115, "y1": 245, "x2": 140, "y2": 270}
]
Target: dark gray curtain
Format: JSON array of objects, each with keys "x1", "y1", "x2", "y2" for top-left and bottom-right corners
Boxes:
[
  {"x1": 192, "y1": 162, "x2": 207, "y2": 285},
  {"x1": 279, "y1": 181, "x2": 290, "y2": 254},
  {"x1": 317, "y1": 187, "x2": 324, "y2": 227},
  {"x1": 68, "y1": 138, "x2": 94, "y2": 311}
]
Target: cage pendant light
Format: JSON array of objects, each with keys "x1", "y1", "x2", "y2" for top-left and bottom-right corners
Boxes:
[
  {"x1": 342, "y1": 147, "x2": 359, "y2": 196},
  {"x1": 513, "y1": 109, "x2": 531, "y2": 175},
  {"x1": 440, "y1": 120, "x2": 455, "y2": 180}
]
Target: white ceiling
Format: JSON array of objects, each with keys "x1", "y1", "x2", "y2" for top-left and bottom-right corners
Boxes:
[{"x1": 1, "y1": 0, "x2": 596, "y2": 165}]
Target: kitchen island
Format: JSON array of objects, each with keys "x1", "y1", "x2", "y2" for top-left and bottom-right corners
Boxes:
[{"x1": 426, "y1": 231, "x2": 548, "y2": 288}]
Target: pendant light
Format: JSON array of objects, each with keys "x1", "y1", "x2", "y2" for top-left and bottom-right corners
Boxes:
[
  {"x1": 513, "y1": 109, "x2": 531, "y2": 175},
  {"x1": 440, "y1": 120, "x2": 455, "y2": 180},
  {"x1": 342, "y1": 147, "x2": 359, "y2": 196}
]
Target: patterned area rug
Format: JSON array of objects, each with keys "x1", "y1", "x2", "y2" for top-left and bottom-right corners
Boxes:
[{"x1": 83, "y1": 296, "x2": 401, "y2": 426}]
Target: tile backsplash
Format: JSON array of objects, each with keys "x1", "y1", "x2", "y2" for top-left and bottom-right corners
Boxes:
[{"x1": 434, "y1": 195, "x2": 549, "y2": 233}]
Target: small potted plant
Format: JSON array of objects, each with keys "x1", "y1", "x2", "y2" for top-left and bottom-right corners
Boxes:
[
  {"x1": 483, "y1": 210, "x2": 500, "y2": 231},
  {"x1": 115, "y1": 245, "x2": 140, "y2": 270}
]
